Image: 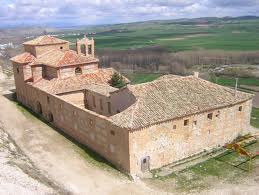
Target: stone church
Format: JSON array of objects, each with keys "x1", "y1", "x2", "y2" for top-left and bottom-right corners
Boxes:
[{"x1": 11, "y1": 35, "x2": 254, "y2": 176}]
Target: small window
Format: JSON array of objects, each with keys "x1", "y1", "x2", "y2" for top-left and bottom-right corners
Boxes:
[
  {"x1": 173, "y1": 125, "x2": 176, "y2": 129},
  {"x1": 184, "y1": 119, "x2": 189, "y2": 126},
  {"x1": 110, "y1": 130, "x2": 115, "y2": 135},
  {"x1": 143, "y1": 159, "x2": 147, "y2": 163},
  {"x1": 47, "y1": 96, "x2": 50, "y2": 103},
  {"x1": 16, "y1": 67, "x2": 19, "y2": 73},
  {"x1": 92, "y1": 96, "x2": 96, "y2": 107},
  {"x1": 193, "y1": 120, "x2": 197, "y2": 126},
  {"x1": 75, "y1": 67, "x2": 82, "y2": 75},
  {"x1": 108, "y1": 102, "x2": 111, "y2": 114},
  {"x1": 239, "y1": 106, "x2": 242, "y2": 112},
  {"x1": 73, "y1": 111, "x2": 77, "y2": 116},
  {"x1": 60, "y1": 46, "x2": 63, "y2": 50},
  {"x1": 208, "y1": 113, "x2": 213, "y2": 120},
  {"x1": 100, "y1": 99, "x2": 103, "y2": 110}
]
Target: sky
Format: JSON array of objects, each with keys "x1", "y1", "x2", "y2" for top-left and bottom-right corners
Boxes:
[{"x1": 0, "y1": 0, "x2": 259, "y2": 28}]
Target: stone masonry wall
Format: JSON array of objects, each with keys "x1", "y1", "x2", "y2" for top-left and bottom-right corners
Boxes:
[
  {"x1": 129, "y1": 100, "x2": 253, "y2": 176},
  {"x1": 60, "y1": 63, "x2": 98, "y2": 78},
  {"x1": 14, "y1": 80, "x2": 131, "y2": 173},
  {"x1": 44, "y1": 66, "x2": 58, "y2": 79}
]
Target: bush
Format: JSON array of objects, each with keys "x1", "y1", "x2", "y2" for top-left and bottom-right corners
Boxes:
[{"x1": 109, "y1": 72, "x2": 126, "y2": 88}]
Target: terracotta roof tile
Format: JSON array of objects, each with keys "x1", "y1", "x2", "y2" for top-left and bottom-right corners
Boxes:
[
  {"x1": 30, "y1": 49, "x2": 98, "y2": 67},
  {"x1": 110, "y1": 76, "x2": 254, "y2": 129},
  {"x1": 23, "y1": 35, "x2": 68, "y2": 45},
  {"x1": 10, "y1": 52, "x2": 36, "y2": 64},
  {"x1": 32, "y1": 68, "x2": 118, "y2": 94},
  {"x1": 85, "y1": 84, "x2": 118, "y2": 96}
]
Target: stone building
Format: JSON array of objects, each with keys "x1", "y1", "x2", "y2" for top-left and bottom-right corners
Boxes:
[{"x1": 11, "y1": 35, "x2": 254, "y2": 176}]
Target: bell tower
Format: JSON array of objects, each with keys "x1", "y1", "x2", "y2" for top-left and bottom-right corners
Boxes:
[{"x1": 76, "y1": 35, "x2": 95, "y2": 58}]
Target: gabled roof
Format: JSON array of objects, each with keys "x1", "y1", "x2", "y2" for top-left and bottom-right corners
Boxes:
[
  {"x1": 32, "y1": 68, "x2": 118, "y2": 94},
  {"x1": 110, "y1": 76, "x2": 254, "y2": 129},
  {"x1": 10, "y1": 52, "x2": 36, "y2": 64},
  {"x1": 23, "y1": 35, "x2": 68, "y2": 46},
  {"x1": 30, "y1": 49, "x2": 98, "y2": 67}
]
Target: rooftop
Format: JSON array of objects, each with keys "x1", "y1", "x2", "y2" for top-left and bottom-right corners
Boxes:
[
  {"x1": 23, "y1": 35, "x2": 68, "y2": 46},
  {"x1": 10, "y1": 52, "x2": 36, "y2": 64},
  {"x1": 85, "y1": 84, "x2": 118, "y2": 96},
  {"x1": 110, "y1": 76, "x2": 254, "y2": 129},
  {"x1": 29, "y1": 49, "x2": 98, "y2": 67},
  {"x1": 32, "y1": 68, "x2": 118, "y2": 94}
]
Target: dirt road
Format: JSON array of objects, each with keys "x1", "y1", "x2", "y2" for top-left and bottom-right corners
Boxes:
[{"x1": 0, "y1": 78, "x2": 162, "y2": 194}]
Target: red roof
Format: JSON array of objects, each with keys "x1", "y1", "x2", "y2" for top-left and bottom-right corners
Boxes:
[
  {"x1": 10, "y1": 52, "x2": 36, "y2": 64},
  {"x1": 30, "y1": 49, "x2": 98, "y2": 67},
  {"x1": 23, "y1": 35, "x2": 68, "y2": 46}
]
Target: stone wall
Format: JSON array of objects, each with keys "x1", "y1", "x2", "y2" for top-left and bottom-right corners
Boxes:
[
  {"x1": 85, "y1": 87, "x2": 136, "y2": 116},
  {"x1": 31, "y1": 65, "x2": 43, "y2": 82},
  {"x1": 14, "y1": 79, "x2": 130, "y2": 173},
  {"x1": 24, "y1": 43, "x2": 69, "y2": 57},
  {"x1": 129, "y1": 100, "x2": 253, "y2": 176},
  {"x1": 44, "y1": 66, "x2": 58, "y2": 79},
  {"x1": 60, "y1": 63, "x2": 98, "y2": 78}
]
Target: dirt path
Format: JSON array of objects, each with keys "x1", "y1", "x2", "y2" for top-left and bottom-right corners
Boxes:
[{"x1": 0, "y1": 78, "x2": 163, "y2": 195}]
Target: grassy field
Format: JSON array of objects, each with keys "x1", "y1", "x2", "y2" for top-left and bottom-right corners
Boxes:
[
  {"x1": 148, "y1": 141, "x2": 259, "y2": 193},
  {"x1": 210, "y1": 76, "x2": 259, "y2": 87},
  {"x1": 58, "y1": 18, "x2": 259, "y2": 52}
]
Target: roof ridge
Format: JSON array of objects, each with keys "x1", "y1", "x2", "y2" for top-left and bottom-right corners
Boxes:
[
  {"x1": 131, "y1": 75, "x2": 193, "y2": 88},
  {"x1": 128, "y1": 100, "x2": 140, "y2": 128}
]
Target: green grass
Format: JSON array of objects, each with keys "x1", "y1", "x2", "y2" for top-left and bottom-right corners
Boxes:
[
  {"x1": 210, "y1": 76, "x2": 259, "y2": 87},
  {"x1": 150, "y1": 141, "x2": 258, "y2": 193},
  {"x1": 59, "y1": 18, "x2": 259, "y2": 51},
  {"x1": 251, "y1": 107, "x2": 259, "y2": 128},
  {"x1": 124, "y1": 73, "x2": 162, "y2": 84}
]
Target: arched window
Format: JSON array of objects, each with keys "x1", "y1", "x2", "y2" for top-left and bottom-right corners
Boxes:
[
  {"x1": 75, "y1": 67, "x2": 82, "y2": 75},
  {"x1": 80, "y1": 44, "x2": 86, "y2": 55},
  {"x1": 36, "y1": 102, "x2": 42, "y2": 115}
]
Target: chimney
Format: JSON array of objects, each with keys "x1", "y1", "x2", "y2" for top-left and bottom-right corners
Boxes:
[{"x1": 193, "y1": 71, "x2": 199, "y2": 78}]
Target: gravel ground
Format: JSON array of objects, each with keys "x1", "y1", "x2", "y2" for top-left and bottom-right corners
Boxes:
[{"x1": 0, "y1": 128, "x2": 54, "y2": 195}]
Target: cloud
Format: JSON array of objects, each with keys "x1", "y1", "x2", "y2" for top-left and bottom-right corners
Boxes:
[
  {"x1": 0, "y1": 0, "x2": 259, "y2": 28},
  {"x1": 209, "y1": 0, "x2": 259, "y2": 7}
]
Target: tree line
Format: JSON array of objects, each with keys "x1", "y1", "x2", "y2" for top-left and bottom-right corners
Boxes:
[{"x1": 97, "y1": 47, "x2": 259, "y2": 75}]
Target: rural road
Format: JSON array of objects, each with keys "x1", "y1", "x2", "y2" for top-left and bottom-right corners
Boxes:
[{"x1": 0, "y1": 77, "x2": 162, "y2": 194}]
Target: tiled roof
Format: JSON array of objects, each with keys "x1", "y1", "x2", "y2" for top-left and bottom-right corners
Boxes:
[
  {"x1": 85, "y1": 84, "x2": 118, "y2": 96},
  {"x1": 156, "y1": 74, "x2": 182, "y2": 80},
  {"x1": 23, "y1": 35, "x2": 68, "y2": 45},
  {"x1": 110, "y1": 76, "x2": 254, "y2": 129},
  {"x1": 32, "y1": 68, "x2": 118, "y2": 94},
  {"x1": 10, "y1": 52, "x2": 36, "y2": 64},
  {"x1": 30, "y1": 49, "x2": 98, "y2": 67}
]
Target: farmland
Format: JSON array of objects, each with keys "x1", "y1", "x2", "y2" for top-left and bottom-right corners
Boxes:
[{"x1": 57, "y1": 17, "x2": 259, "y2": 52}]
